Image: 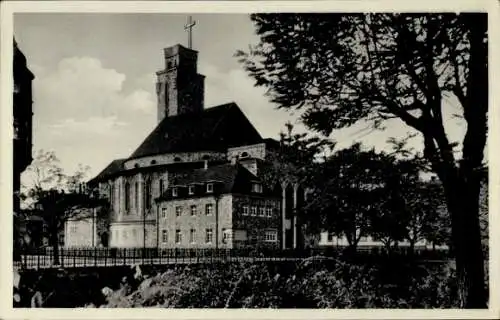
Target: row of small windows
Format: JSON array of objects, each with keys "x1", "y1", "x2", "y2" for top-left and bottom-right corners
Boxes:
[
  {"x1": 161, "y1": 228, "x2": 214, "y2": 244},
  {"x1": 161, "y1": 203, "x2": 214, "y2": 218},
  {"x1": 242, "y1": 205, "x2": 276, "y2": 218},
  {"x1": 172, "y1": 183, "x2": 214, "y2": 197},
  {"x1": 129, "y1": 154, "x2": 212, "y2": 168}
]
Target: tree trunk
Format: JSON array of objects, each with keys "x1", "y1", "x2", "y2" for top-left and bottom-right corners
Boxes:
[
  {"x1": 408, "y1": 239, "x2": 415, "y2": 254},
  {"x1": 443, "y1": 173, "x2": 487, "y2": 308}
]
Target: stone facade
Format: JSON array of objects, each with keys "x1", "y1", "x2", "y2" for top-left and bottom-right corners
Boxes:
[
  {"x1": 156, "y1": 44, "x2": 205, "y2": 122},
  {"x1": 157, "y1": 195, "x2": 232, "y2": 248}
]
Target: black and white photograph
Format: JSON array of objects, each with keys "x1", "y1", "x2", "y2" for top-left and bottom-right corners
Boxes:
[{"x1": 2, "y1": 0, "x2": 499, "y2": 317}]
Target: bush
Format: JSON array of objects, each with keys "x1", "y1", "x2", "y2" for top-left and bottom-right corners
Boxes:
[{"x1": 101, "y1": 258, "x2": 458, "y2": 308}]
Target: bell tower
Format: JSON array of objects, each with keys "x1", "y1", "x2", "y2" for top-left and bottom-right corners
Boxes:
[{"x1": 155, "y1": 44, "x2": 205, "y2": 123}]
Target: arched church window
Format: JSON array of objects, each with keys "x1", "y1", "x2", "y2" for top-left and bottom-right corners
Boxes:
[
  {"x1": 135, "y1": 181, "x2": 139, "y2": 209},
  {"x1": 109, "y1": 182, "x2": 115, "y2": 206},
  {"x1": 124, "y1": 181, "x2": 131, "y2": 212},
  {"x1": 144, "y1": 178, "x2": 152, "y2": 212},
  {"x1": 159, "y1": 179, "x2": 164, "y2": 196}
]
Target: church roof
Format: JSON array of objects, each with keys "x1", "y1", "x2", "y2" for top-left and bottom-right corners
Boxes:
[
  {"x1": 89, "y1": 102, "x2": 264, "y2": 185},
  {"x1": 129, "y1": 102, "x2": 263, "y2": 159},
  {"x1": 90, "y1": 159, "x2": 126, "y2": 184}
]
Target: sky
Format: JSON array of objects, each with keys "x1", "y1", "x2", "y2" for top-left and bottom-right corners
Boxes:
[{"x1": 14, "y1": 13, "x2": 468, "y2": 181}]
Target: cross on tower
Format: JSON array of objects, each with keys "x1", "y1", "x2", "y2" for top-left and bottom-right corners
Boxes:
[{"x1": 184, "y1": 16, "x2": 196, "y2": 49}]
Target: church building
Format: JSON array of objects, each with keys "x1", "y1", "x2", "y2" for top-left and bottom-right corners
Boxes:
[{"x1": 69, "y1": 41, "x2": 305, "y2": 250}]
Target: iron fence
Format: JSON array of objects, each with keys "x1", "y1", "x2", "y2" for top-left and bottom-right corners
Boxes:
[{"x1": 15, "y1": 246, "x2": 451, "y2": 270}]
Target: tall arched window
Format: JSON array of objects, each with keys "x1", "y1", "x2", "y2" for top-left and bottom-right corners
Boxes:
[
  {"x1": 135, "y1": 181, "x2": 139, "y2": 210},
  {"x1": 159, "y1": 179, "x2": 164, "y2": 196},
  {"x1": 144, "y1": 178, "x2": 152, "y2": 212},
  {"x1": 124, "y1": 181, "x2": 131, "y2": 213},
  {"x1": 109, "y1": 181, "x2": 115, "y2": 207}
]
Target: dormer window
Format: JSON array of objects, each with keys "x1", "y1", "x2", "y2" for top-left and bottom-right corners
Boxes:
[
  {"x1": 172, "y1": 187, "x2": 178, "y2": 197},
  {"x1": 206, "y1": 183, "x2": 213, "y2": 193},
  {"x1": 252, "y1": 183, "x2": 263, "y2": 193},
  {"x1": 188, "y1": 185, "x2": 195, "y2": 195}
]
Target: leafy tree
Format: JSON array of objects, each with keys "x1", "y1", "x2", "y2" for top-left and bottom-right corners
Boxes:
[
  {"x1": 20, "y1": 150, "x2": 108, "y2": 264},
  {"x1": 303, "y1": 144, "x2": 388, "y2": 252},
  {"x1": 260, "y1": 122, "x2": 334, "y2": 188},
  {"x1": 238, "y1": 13, "x2": 487, "y2": 307}
]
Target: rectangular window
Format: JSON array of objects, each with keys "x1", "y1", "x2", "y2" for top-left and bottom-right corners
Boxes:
[
  {"x1": 327, "y1": 232, "x2": 334, "y2": 242},
  {"x1": 71, "y1": 225, "x2": 77, "y2": 233},
  {"x1": 176, "y1": 206, "x2": 182, "y2": 217},
  {"x1": 188, "y1": 185, "x2": 195, "y2": 195},
  {"x1": 242, "y1": 205, "x2": 249, "y2": 216},
  {"x1": 205, "y1": 203, "x2": 213, "y2": 216},
  {"x1": 252, "y1": 183, "x2": 263, "y2": 193},
  {"x1": 205, "y1": 228, "x2": 213, "y2": 244},
  {"x1": 190, "y1": 229, "x2": 196, "y2": 243},
  {"x1": 123, "y1": 230, "x2": 127, "y2": 241},
  {"x1": 206, "y1": 183, "x2": 214, "y2": 193},
  {"x1": 161, "y1": 207, "x2": 167, "y2": 218},
  {"x1": 222, "y1": 229, "x2": 232, "y2": 244},
  {"x1": 266, "y1": 207, "x2": 273, "y2": 217},
  {"x1": 258, "y1": 206, "x2": 265, "y2": 217},
  {"x1": 172, "y1": 187, "x2": 178, "y2": 197},
  {"x1": 132, "y1": 229, "x2": 137, "y2": 240},
  {"x1": 264, "y1": 230, "x2": 277, "y2": 242},
  {"x1": 175, "y1": 229, "x2": 182, "y2": 244},
  {"x1": 162, "y1": 230, "x2": 168, "y2": 243},
  {"x1": 250, "y1": 206, "x2": 257, "y2": 216},
  {"x1": 190, "y1": 205, "x2": 197, "y2": 216}
]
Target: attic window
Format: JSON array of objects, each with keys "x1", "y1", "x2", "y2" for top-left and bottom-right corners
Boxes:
[
  {"x1": 252, "y1": 183, "x2": 263, "y2": 193},
  {"x1": 188, "y1": 185, "x2": 195, "y2": 195},
  {"x1": 174, "y1": 157, "x2": 181, "y2": 162},
  {"x1": 134, "y1": 163, "x2": 140, "y2": 168},
  {"x1": 150, "y1": 160, "x2": 157, "y2": 165},
  {"x1": 172, "y1": 187, "x2": 178, "y2": 197},
  {"x1": 241, "y1": 152, "x2": 249, "y2": 158},
  {"x1": 206, "y1": 183, "x2": 213, "y2": 193}
]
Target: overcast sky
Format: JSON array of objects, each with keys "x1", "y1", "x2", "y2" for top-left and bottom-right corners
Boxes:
[{"x1": 14, "y1": 13, "x2": 468, "y2": 180}]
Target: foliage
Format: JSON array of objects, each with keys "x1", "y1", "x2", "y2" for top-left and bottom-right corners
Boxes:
[
  {"x1": 100, "y1": 259, "x2": 459, "y2": 308},
  {"x1": 237, "y1": 12, "x2": 488, "y2": 307},
  {"x1": 260, "y1": 122, "x2": 334, "y2": 188},
  {"x1": 19, "y1": 150, "x2": 108, "y2": 263},
  {"x1": 303, "y1": 144, "x2": 390, "y2": 250}
]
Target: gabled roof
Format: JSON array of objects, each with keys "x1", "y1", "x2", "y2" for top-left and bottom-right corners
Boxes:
[
  {"x1": 129, "y1": 102, "x2": 263, "y2": 159},
  {"x1": 157, "y1": 163, "x2": 277, "y2": 201}
]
